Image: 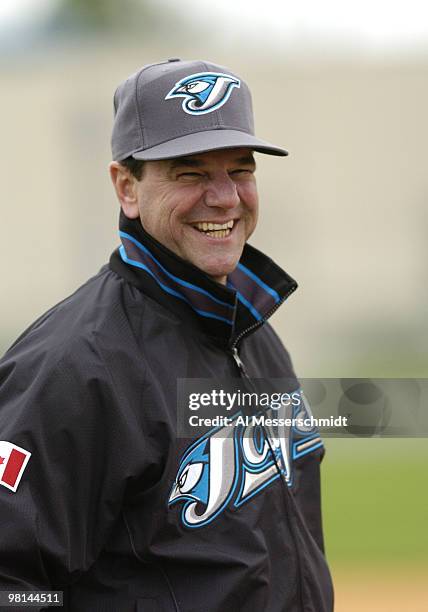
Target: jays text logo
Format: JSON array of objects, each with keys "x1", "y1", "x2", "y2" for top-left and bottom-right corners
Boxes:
[
  {"x1": 169, "y1": 391, "x2": 323, "y2": 528},
  {"x1": 165, "y1": 72, "x2": 240, "y2": 115}
]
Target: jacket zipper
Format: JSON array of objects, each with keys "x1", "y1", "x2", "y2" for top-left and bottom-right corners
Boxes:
[
  {"x1": 229, "y1": 337, "x2": 305, "y2": 612},
  {"x1": 229, "y1": 283, "x2": 297, "y2": 488},
  {"x1": 230, "y1": 282, "x2": 297, "y2": 352}
]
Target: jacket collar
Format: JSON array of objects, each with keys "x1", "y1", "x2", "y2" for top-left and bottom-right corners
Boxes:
[{"x1": 109, "y1": 211, "x2": 297, "y2": 348}]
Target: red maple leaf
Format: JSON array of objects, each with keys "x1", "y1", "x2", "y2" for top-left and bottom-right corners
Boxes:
[{"x1": 0, "y1": 457, "x2": 4, "y2": 465}]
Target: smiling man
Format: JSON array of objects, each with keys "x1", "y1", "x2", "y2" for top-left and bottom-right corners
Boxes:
[
  {"x1": 0, "y1": 59, "x2": 333, "y2": 611},
  {"x1": 110, "y1": 148, "x2": 258, "y2": 284}
]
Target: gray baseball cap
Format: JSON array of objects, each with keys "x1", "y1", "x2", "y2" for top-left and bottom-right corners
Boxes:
[{"x1": 111, "y1": 58, "x2": 288, "y2": 161}]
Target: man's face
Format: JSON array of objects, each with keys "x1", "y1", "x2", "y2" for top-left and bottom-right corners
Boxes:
[{"x1": 133, "y1": 148, "x2": 258, "y2": 284}]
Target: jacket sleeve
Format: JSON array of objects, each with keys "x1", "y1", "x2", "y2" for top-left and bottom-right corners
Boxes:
[{"x1": 0, "y1": 336, "x2": 137, "y2": 595}]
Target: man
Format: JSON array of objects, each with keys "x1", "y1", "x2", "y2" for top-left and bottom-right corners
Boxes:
[{"x1": 0, "y1": 59, "x2": 333, "y2": 611}]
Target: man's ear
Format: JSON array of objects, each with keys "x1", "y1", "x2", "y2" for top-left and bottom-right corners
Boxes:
[{"x1": 109, "y1": 162, "x2": 140, "y2": 219}]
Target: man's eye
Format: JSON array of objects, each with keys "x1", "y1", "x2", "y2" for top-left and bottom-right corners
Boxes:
[
  {"x1": 230, "y1": 169, "x2": 253, "y2": 176},
  {"x1": 178, "y1": 172, "x2": 203, "y2": 179}
]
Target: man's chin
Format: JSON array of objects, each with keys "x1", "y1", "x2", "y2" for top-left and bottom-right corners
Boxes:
[{"x1": 194, "y1": 258, "x2": 240, "y2": 284}]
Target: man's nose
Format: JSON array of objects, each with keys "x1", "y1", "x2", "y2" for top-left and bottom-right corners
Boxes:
[{"x1": 203, "y1": 174, "x2": 240, "y2": 209}]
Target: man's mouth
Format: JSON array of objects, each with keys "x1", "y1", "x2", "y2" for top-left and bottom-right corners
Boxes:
[{"x1": 192, "y1": 220, "x2": 235, "y2": 239}]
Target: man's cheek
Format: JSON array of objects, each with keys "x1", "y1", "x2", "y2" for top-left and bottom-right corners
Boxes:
[{"x1": 241, "y1": 192, "x2": 259, "y2": 219}]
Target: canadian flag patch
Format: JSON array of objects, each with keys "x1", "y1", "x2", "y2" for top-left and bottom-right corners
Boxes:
[{"x1": 0, "y1": 442, "x2": 31, "y2": 492}]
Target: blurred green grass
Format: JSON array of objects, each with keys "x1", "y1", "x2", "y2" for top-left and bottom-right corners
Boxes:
[{"x1": 322, "y1": 438, "x2": 428, "y2": 566}]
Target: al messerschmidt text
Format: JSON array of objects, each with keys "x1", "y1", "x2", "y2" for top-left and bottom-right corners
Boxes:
[{"x1": 188, "y1": 415, "x2": 349, "y2": 428}]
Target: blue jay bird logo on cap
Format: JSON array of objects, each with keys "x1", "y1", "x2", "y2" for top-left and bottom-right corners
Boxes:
[{"x1": 165, "y1": 72, "x2": 240, "y2": 115}]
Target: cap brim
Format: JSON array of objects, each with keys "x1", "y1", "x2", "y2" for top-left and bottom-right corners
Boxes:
[{"x1": 131, "y1": 129, "x2": 288, "y2": 161}]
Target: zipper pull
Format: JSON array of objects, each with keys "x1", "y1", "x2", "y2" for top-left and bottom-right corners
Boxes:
[{"x1": 231, "y1": 346, "x2": 250, "y2": 378}]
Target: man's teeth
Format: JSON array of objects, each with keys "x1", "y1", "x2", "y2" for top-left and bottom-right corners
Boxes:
[
  {"x1": 194, "y1": 220, "x2": 234, "y2": 238},
  {"x1": 206, "y1": 229, "x2": 230, "y2": 238}
]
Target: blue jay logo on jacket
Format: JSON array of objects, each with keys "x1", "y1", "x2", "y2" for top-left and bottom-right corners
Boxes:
[
  {"x1": 165, "y1": 72, "x2": 240, "y2": 115},
  {"x1": 169, "y1": 391, "x2": 323, "y2": 529}
]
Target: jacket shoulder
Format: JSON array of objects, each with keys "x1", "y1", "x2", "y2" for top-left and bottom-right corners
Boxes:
[{"x1": 3, "y1": 265, "x2": 136, "y2": 367}]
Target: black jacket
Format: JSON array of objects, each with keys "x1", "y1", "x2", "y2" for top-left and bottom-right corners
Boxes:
[{"x1": 0, "y1": 213, "x2": 333, "y2": 611}]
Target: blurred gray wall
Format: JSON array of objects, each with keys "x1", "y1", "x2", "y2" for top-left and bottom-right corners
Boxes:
[{"x1": 2, "y1": 44, "x2": 427, "y2": 376}]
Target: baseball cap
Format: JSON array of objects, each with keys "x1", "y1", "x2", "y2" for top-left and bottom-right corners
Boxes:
[{"x1": 111, "y1": 58, "x2": 288, "y2": 161}]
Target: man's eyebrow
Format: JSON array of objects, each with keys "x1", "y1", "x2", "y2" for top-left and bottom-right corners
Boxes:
[
  {"x1": 235, "y1": 154, "x2": 256, "y2": 166},
  {"x1": 168, "y1": 154, "x2": 256, "y2": 171},
  {"x1": 168, "y1": 158, "x2": 205, "y2": 170}
]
